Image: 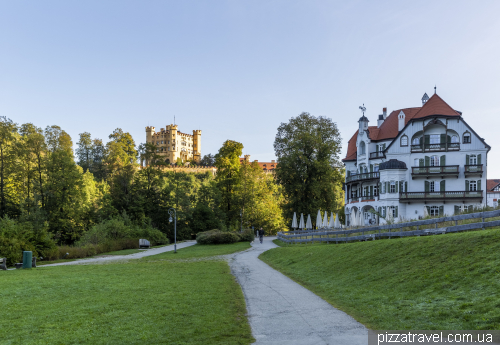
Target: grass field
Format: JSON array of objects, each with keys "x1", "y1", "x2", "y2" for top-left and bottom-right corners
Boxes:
[
  {"x1": 260, "y1": 228, "x2": 500, "y2": 330},
  {"x1": 1, "y1": 243, "x2": 254, "y2": 344},
  {"x1": 142, "y1": 242, "x2": 251, "y2": 261}
]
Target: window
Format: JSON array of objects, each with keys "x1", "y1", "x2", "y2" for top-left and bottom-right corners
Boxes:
[
  {"x1": 390, "y1": 182, "x2": 396, "y2": 193},
  {"x1": 430, "y1": 206, "x2": 439, "y2": 216},
  {"x1": 430, "y1": 155, "x2": 439, "y2": 167},
  {"x1": 414, "y1": 158, "x2": 419, "y2": 167},
  {"x1": 389, "y1": 206, "x2": 398, "y2": 218},
  {"x1": 430, "y1": 134, "x2": 440, "y2": 144},
  {"x1": 161, "y1": 141, "x2": 163, "y2": 144},
  {"x1": 469, "y1": 154, "x2": 477, "y2": 165},
  {"x1": 429, "y1": 181, "x2": 435, "y2": 192},
  {"x1": 463, "y1": 132, "x2": 471, "y2": 144},
  {"x1": 359, "y1": 141, "x2": 366, "y2": 155},
  {"x1": 374, "y1": 165, "x2": 379, "y2": 172},
  {"x1": 401, "y1": 135, "x2": 408, "y2": 146},
  {"x1": 494, "y1": 186, "x2": 500, "y2": 192},
  {"x1": 412, "y1": 137, "x2": 421, "y2": 145},
  {"x1": 451, "y1": 136, "x2": 459, "y2": 143},
  {"x1": 374, "y1": 185, "x2": 379, "y2": 196},
  {"x1": 469, "y1": 180, "x2": 477, "y2": 191}
]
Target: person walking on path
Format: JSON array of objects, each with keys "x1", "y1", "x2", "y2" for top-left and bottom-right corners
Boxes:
[{"x1": 258, "y1": 228, "x2": 265, "y2": 244}]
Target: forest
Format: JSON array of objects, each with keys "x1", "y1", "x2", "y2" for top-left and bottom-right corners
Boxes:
[{"x1": 0, "y1": 117, "x2": 286, "y2": 264}]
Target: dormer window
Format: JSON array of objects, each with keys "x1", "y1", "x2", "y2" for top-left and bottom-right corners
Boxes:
[
  {"x1": 401, "y1": 135, "x2": 408, "y2": 146},
  {"x1": 463, "y1": 132, "x2": 471, "y2": 144}
]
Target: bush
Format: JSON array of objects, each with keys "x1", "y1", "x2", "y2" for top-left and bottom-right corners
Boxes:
[
  {"x1": 196, "y1": 230, "x2": 240, "y2": 245},
  {"x1": 238, "y1": 229, "x2": 255, "y2": 242}
]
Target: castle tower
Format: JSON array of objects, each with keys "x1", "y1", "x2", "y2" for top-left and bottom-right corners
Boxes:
[{"x1": 193, "y1": 129, "x2": 202, "y2": 163}]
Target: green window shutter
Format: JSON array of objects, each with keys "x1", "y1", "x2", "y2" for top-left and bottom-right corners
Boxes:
[
  {"x1": 395, "y1": 206, "x2": 398, "y2": 218},
  {"x1": 478, "y1": 154, "x2": 481, "y2": 165},
  {"x1": 385, "y1": 182, "x2": 389, "y2": 193},
  {"x1": 378, "y1": 207, "x2": 381, "y2": 215},
  {"x1": 419, "y1": 137, "x2": 423, "y2": 147},
  {"x1": 347, "y1": 171, "x2": 350, "y2": 177},
  {"x1": 439, "y1": 206, "x2": 444, "y2": 216},
  {"x1": 425, "y1": 181, "x2": 430, "y2": 192},
  {"x1": 424, "y1": 135, "x2": 430, "y2": 145},
  {"x1": 478, "y1": 179, "x2": 481, "y2": 191},
  {"x1": 395, "y1": 182, "x2": 399, "y2": 193},
  {"x1": 440, "y1": 180, "x2": 445, "y2": 192},
  {"x1": 383, "y1": 207, "x2": 386, "y2": 217},
  {"x1": 466, "y1": 155, "x2": 470, "y2": 165},
  {"x1": 447, "y1": 135, "x2": 451, "y2": 143},
  {"x1": 370, "y1": 164, "x2": 373, "y2": 172},
  {"x1": 370, "y1": 185, "x2": 373, "y2": 196},
  {"x1": 425, "y1": 156, "x2": 430, "y2": 166},
  {"x1": 382, "y1": 144, "x2": 386, "y2": 150},
  {"x1": 465, "y1": 180, "x2": 469, "y2": 191},
  {"x1": 454, "y1": 205, "x2": 460, "y2": 215},
  {"x1": 376, "y1": 144, "x2": 379, "y2": 152},
  {"x1": 440, "y1": 134, "x2": 446, "y2": 144},
  {"x1": 379, "y1": 182, "x2": 383, "y2": 194},
  {"x1": 419, "y1": 158, "x2": 424, "y2": 167},
  {"x1": 440, "y1": 155, "x2": 446, "y2": 166},
  {"x1": 405, "y1": 181, "x2": 408, "y2": 192}
]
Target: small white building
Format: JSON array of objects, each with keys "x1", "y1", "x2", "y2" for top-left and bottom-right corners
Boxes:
[
  {"x1": 486, "y1": 179, "x2": 500, "y2": 208},
  {"x1": 343, "y1": 93, "x2": 491, "y2": 226}
]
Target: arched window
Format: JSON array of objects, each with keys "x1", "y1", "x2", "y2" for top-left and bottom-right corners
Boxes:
[
  {"x1": 359, "y1": 141, "x2": 366, "y2": 155},
  {"x1": 463, "y1": 131, "x2": 471, "y2": 144},
  {"x1": 401, "y1": 135, "x2": 408, "y2": 146},
  {"x1": 451, "y1": 135, "x2": 459, "y2": 143},
  {"x1": 412, "y1": 136, "x2": 421, "y2": 145}
]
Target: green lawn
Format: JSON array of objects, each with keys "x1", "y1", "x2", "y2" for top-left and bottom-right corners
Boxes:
[
  {"x1": 99, "y1": 248, "x2": 143, "y2": 255},
  {"x1": 261, "y1": 228, "x2": 500, "y2": 330},
  {"x1": 143, "y1": 242, "x2": 251, "y2": 261},
  {"x1": 1, "y1": 244, "x2": 254, "y2": 344}
]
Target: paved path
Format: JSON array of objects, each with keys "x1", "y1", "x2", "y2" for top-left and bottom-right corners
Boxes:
[
  {"x1": 42, "y1": 241, "x2": 197, "y2": 267},
  {"x1": 230, "y1": 236, "x2": 367, "y2": 345}
]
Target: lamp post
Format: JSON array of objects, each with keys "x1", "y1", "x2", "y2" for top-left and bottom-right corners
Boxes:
[{"x1": 168, "y1": 208, "x2": 177, "y2": 253}]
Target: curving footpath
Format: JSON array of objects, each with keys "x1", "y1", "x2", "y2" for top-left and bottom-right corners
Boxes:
[
  {"x1": 42, "y1": 241, "x2": 197, "y2": 267},
  {"x1": 230, "y1": 236, "x2": 367, "y2": 345}
]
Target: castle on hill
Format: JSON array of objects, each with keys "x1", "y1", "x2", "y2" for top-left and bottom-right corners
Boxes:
[{"x1": 145, "y1": 124, "x2": 201, "y2": 164}]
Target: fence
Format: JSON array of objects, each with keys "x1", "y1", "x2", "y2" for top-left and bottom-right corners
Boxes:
[{"x1": 277, "y1": 209, "x2": 500, "y2": 244}]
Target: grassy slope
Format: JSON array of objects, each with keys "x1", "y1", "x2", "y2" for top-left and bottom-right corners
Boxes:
[
  {"x1": 260, "y1": 229, "x2": 500, "y2": 330},
  {"x1": 1, "y1": 244, "x2": 254, "y2": 344},
  {"x1": 142, "y1": 242, "x2": 251, "y2": 261}
]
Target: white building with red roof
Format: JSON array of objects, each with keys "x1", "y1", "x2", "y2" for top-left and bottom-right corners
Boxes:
[
  {"x1": 486, "y1": 179, "x2": 500, "y2": 208},
  {"x1": 343, "y1": 93, "x2": 491, "y2": 226}
]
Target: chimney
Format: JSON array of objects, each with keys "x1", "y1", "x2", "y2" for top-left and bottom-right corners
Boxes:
[
  {"x1": 377, "y1": 108, "x2": 387, "y2": 128},
  {"x1": 398, "y1": 110, "x2": 405, "y2": 132},
  {"x1": 271, "y1": 160, "x2": 275, "y2": 163},
  {"x1": 244, "y1": 154, "x2": 251, "y2": 162}
]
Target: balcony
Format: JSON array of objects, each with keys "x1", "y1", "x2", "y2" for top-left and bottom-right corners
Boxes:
[
  {"x1": 369, "y1": 151, "x2": 384, "y2": 159},
  {"x1": 399, "y1": 190, "x2": 483, "y2": 203},
  {"x1": 360, "y1": 195, "x2": 377, "y2": 201},
  {"x1": 345, "y1": 172, "x2": 380, "y2": 184},
  {"x1": 411, "y1": 165, "x2": 459, "y2": 179},
  {"x1": 411, "y1": 143, "x2": 460, "y2": 153},
  {"x1": 464, "y1": 165, "x2": 483, "y2": 177}
]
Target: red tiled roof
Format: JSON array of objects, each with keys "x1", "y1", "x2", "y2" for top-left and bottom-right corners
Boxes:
[
  {"x1": 412, "y1": 93, "x2": 461, "y2": 119},
  {"x1": 342, "y1": 130, "x2": 358, "y2": 161},
  {"x1": 343, "y1": 94, "x2": 461, "y2": 161},
  {"x1": 487, "y1": 179, "x2": 500, "y2": 192},
  {"x1": 239, "y1": 158, "x2": 277, "y2": 170}
]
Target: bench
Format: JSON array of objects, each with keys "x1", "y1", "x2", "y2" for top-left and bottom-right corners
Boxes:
[
  {"x1": 14, "y1": 257, "x2": 37, "y2": 269},
  {"x1": 139, "y1": 239, "x2": 151, "y2": 249},
  {"x1": 0, "y1": 257, "x2": 6, "y2": 270}
]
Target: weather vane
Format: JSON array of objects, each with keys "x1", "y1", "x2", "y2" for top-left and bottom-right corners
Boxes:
[{"x1": 359, "y1": 104, "x2": 366, "y2": 116}]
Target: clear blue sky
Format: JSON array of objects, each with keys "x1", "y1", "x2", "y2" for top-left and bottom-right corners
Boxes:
[{"x1": 1, "y1": 1, "x2": 499, "y2": 173}]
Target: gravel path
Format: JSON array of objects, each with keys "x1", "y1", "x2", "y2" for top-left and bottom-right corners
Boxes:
[
  {"x1": 41, "y1": 241, "x2": 197, "y2": 267},
  {"x1": 230, "y1": 236, "x2": 368, "y2": 345}
]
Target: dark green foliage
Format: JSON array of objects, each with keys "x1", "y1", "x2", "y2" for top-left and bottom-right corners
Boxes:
[
  {"x1": 200, "y1": 153, "x2": 215, "y2": 166},
  {"x1": 238, "y1": 228, "x2": 255, "y2": 242},
  {"x1": 196, "y1": 230, "x2": 240, "y2": 245},
  {"x1": 274, "y1": 112, "x2": 344, "y2": 224}
]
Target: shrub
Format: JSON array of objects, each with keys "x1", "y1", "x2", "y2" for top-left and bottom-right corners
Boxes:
[
  {"x1": 238, "y1": 229, "x2": 255, "y2": 242},
  {"x1": 196, "y1": 230, "x2": 240, "y2": 245}
]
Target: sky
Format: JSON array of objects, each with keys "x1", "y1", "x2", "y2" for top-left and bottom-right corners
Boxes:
[{"x1": 1, "y1": 1, "x2": 499, "y2": 173}]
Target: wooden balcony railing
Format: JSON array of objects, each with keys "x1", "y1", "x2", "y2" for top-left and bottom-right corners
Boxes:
[
  {"x1": 411, "y1": 165, "x2": 459, "y2": 177},
  {"x1": 411, "y1": 143, "x2": 460, "y2": 152},
  {"x1": 399, "y1": 190, "x2": 483, "y2": 202},
  {"x1": 345, "y1": 172, "x2": 380, "y2": 183},
  {"x1": 464, "y1": 165, "x2": 483, "y2": 175}
]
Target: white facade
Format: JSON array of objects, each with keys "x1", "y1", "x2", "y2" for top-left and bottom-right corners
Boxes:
[{"x1": 343, "y1": 94, "x2": 490, "y2": 226}]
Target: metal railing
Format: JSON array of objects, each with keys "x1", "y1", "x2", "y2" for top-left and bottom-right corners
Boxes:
[
  {"x1": 411, "y1": 165, "x2": 459, "y2": 175},
  {"x1": 278, "y1": 209, "x2": 500, "y2": 244},
  {"x1": 399, "y1": 190, "x2": 483, "y2": 201},
  {"x1": 345, "y1": 172, "x2": 380, "y2": 183},
  {"x1": 369, "y1": 151, "x2": 384, "y2": 159}
]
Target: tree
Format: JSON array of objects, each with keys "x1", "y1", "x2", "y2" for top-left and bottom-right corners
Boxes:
[
  {"x1": 76, "y1": 132, "x2": 93, "y2": 172},
  {"x1": 91, "y1": 138, "x2": 107, "y2": 181},
  {"x1": 214, "y1": 140, "x2": 243, "y2": 227},
  {"x1": 274, "y1": 112, "x2": 344, "y2": 224},
  {"x1": 200, "y1": 153, "x2": 215, "y2": 166},
  {"x1": 108, "y1": 128, "x2": 137, "y2": 164},
  {"x1": 0, "y1": 117, "x2": 18, "y2": 217}
]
